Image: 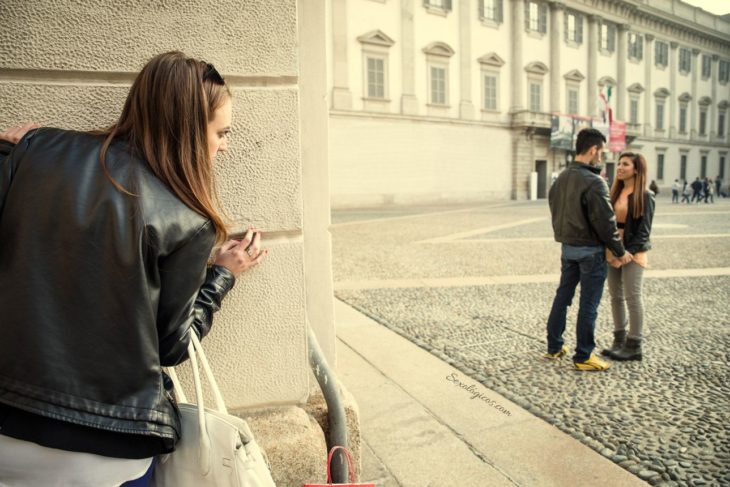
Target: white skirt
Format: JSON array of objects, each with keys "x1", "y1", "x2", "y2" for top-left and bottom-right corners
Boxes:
[{"x1": 0, "y1": 434, "x2": 153, "y2": 487}]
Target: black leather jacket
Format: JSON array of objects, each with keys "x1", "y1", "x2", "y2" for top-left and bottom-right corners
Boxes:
[
  {"x1": 621, "y1": 191, "x2": 655, "y2": 254},
  {"x1": 0, "y1": 128, "x2": 235, "y2": 455},
  {"x1": 549, "y1": 162, "x2": 625, "y2": 257}
]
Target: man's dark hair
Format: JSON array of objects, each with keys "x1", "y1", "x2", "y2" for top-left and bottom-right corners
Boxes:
[{"x1": 575, "y1": 128, "x2": 606, "y2": 155}]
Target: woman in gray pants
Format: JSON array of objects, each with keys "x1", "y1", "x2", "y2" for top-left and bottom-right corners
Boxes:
[{"x1": 601, "y1": 152, "x2": 655, "y2": 361}]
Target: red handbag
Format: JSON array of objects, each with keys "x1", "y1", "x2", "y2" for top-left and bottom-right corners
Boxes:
[{"x1": 304, "y1": 446, "x2": 375, "y2": 487}]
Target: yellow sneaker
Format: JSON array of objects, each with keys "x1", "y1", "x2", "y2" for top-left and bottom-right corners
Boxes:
[
  {"x1": 574, "y1": 353, "x2": 611, "y2": 371},
  {"x1": 544, "y1": 346, "x2": 568, "y2": 359}
]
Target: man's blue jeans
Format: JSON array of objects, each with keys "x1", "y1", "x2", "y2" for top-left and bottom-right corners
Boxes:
[{"x1": 546, "y1": 244, "x2": 608, "y2": 362}]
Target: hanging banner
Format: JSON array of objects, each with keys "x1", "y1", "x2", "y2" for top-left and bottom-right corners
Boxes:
[
  {"x1": 550, "y1": 115, "x2": 574, "y2": 150},
  {"x1": 572, "y1": 117, "x2": 593, "y2": 147},
  {"x1": 609, "y1": 120, "x2": 626, "y2": 153},
  {"x1": 593, "y1": 119, "x2": 610, "y2": 141}
]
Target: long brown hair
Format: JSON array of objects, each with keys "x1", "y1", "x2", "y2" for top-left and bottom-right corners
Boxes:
[
  {"x1": 96, "y1": 51, "x2": 231, "y2": 245},
  {"x1": 610, "y1": 152, "x2": 647, "y2": 219}
]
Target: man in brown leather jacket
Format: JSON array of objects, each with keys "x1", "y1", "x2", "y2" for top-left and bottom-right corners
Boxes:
[{"x1": 545, "y1": 128, "x2": 631, "y2": 371}]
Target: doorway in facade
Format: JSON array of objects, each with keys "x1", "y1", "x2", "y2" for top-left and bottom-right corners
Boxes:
[{"x1": 535, "y1": 160, "x2": 547, "y2": 199}]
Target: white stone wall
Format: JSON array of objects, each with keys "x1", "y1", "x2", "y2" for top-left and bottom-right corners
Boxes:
[
  {"x1": 329, "y1": 0, "x2": 730, "y2": 204},
  {"x1": 1, "y1": 0, "x2": 332, "y2": 409}
]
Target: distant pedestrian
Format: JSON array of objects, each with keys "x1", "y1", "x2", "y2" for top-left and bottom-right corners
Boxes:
[
  {"x1": 705, "y1": 179, "x2": 714, "y2": 203},
  {"x1": 691, "y1": 177, "x2": 703, "y2": 203},
  {"x1": 545, "y1": 128, "x2": 630, "y2": 371},
  {"x1": 672, "y1": 179, "x2": 680, "y2": 203},
  {"x1": 649, "y1": 180, "x2": 659, "y2": 196},
  {"x1": 602, "y1": 152, "x2": 655, "y2": 362},
  {"x1": 715, "y1": 177, "x2": 723, "y2": 198},
  {"x1": 681, "y1": 181, "x2": 691, "y2": 204}
]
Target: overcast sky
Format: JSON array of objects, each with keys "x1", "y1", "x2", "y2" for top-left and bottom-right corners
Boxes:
[{"x1": 679, "y1": 0, "x2": 729, "y2": 16}]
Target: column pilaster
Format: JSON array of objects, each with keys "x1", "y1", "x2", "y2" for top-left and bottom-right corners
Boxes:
[
  {"x1": 616, "y1": 23, "x2": 629, "y2": 121},
  {"x1": 331, "y1": 0, "x2": 352, "y2": 109},
  {"x1": 669, "y1": 41, "x2": 678, "y2": 137},
  {"x1": 690, "y1": 48, "x2": 700, "y2": 138},
  {"x1": 643, "y1": 34, "x2": 654, "y2": 135},
  {"x1": 549, "y1": 1, "x2": 565, "y2": 114},
  {"x1": 459, "y1": 0, "x2": 475, "y2": 118},
  {"x1": 587, "y1": 15, "x2": 599, "y2": 117},
  {"x1": 510, "y1": 0, "x2": 525, "y2": 112},
  {"x1": 400, "y1": 0, "x2": 419, "y2": 114}
]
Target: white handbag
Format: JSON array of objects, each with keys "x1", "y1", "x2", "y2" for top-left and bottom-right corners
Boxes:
[{"x1": 152, "y1": 333, "x2": 276, "y2": 487}]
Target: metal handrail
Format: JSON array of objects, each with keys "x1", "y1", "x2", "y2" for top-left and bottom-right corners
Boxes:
[{"x1": 307, "y1": 325, "x2": 349, "y2": 483}]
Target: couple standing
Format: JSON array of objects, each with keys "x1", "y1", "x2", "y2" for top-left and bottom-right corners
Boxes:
[{"x1": 545, "y1": 129, "x2": 655, "y2": 371}]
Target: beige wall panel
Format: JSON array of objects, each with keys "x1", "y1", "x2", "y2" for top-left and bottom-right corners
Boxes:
[
  {"x1": 0, "y1": 83, "x2": 126, "y2": 129},
  {"x1": 329, "y1": 116, "x2": 511, "y2": 206},
  {"x1": 217, "y1": 88, "x2": 303, "y2": 231},
  {"x1": 0, "y1": 83, "x2": 303, "y2": 231},
  {"x1": 176, "y1": 242, "x2": 308, "y2": 409},
  {"x1": 0, "y1": 0, "x2": 297, "y2": 75}
]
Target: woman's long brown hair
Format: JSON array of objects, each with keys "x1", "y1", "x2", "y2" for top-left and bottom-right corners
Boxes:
[
  {"x1": 95, "y1": 51, "x2": 230, "y2": 245},
  {"x1": 610, "y1": 152, "x2": 647, "y2": 219}
]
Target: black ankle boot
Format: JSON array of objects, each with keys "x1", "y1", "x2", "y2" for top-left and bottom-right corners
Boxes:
[
  {"x1": 601, "y1": 330, "x2": 627, "y2": 358},
  {"x1": 612, "y1": 337, "x2": 642, "y2": 361}
]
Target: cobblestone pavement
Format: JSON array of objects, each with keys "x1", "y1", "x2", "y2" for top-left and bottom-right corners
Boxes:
[{"x1": 332, "y1": 196, "x2": 730, "y2": 487}]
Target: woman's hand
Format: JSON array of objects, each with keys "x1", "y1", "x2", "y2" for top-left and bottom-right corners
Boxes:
[
  {"x1": 213, "y1": 228, "x2": 267, "y2": 278},
  {"x1": 0, "y1": 122, "x2": 40, "y2": 144}
]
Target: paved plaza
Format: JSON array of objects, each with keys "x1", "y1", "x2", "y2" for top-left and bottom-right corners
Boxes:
[{"x1": 332, "y1": 196, "x2": 730, "y2": 487}]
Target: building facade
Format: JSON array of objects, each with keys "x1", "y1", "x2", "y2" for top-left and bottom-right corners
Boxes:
[{"x1": 328, "y1": 0, "x2": 730, "y2": 205}]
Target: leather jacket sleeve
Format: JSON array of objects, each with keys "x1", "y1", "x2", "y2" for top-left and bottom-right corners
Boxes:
[
  {"x1": 626, "y1": 192, "x2": 655, "y2": 254},
  {"x1": 0, "y1": 139, "x2": 19, "y2": 216},
  {"x1": 584, "y1": 178, "x2": 626, "y2": 257},
  {"x1": 156, "y1": 221, "x2": 236, "y2": 366}
]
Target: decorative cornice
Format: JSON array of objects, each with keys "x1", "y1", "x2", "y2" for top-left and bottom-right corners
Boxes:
[
  {"x1": 588, "y1": 14, "x2": 602, "y2": 22},
  {"x1": 478, "y1": 52, "x2": 506, "y2": 67},
  {"x1": 357, "y1": 29, "x2": 396, "y2": 47},
  {"x1": 598, "y1": 75, "x2": 617, "y2": 86},
  {"x1": 654, "y1": 87, "x2": 671, "y2": 98},
  {"x1": 718, "y1": 100, "x2": 730, "y2": 110},
  {"x1": 525, "y1": 61, "x2": 549, "y2": 75},
  {"x1": 678, "y1": 92, "x2": 692, "y2": 102},
  {"x1": 691, "y1": 48, "x2": 701, "y2": 56},
  {"x1": 548, "y1": 1, "x2": 566, "y2": 11},
  {"x1": 712, "y1": 54, "x2": 720, "y2": 61},
  {"x1": 644, "y1": 33, "x2": 654, "y2": 42},
  {"x1": 628, "y1": 82, "x2": 645, "y2": 94},
  {"x1": 564, "y1": 69, "x2": 585, "y2": 82},
  {"x1": 670, "y1": 41, "x2": 679, "y2": 49},
  {"x1": 422, "y1": 42, "x2": 455, "y2": 57},
  {"x1": 698, "y1": 96, "x2": 712, "y2": 106}
]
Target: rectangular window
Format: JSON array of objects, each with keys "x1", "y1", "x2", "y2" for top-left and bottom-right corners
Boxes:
[
  {"x1": 699, "y1": 110, "x2": 707, "y2": 136},
  {"x1": 600, "y1": 23, "x2": 616, "y2": 52},
  {"x1": 656, "y1": 102, "x2": 664, "y2": 130},
  {"x1": 525, "y1": 1, "x2": 547, "y2": 34},
  {"x1": 628, "y1": 33, "x2": 643, "y2": 60},
  {"x1": 720, "y1": 61, "x2": 730, "y2": 83},
  {"x1": 530, "y1": 82, "x2": 542, "y2": 112},
  {"x1": 655, "y1": 41, "x2": 668, "y2": 67},
  {"x1": 657, "y1": 154, "x2": 665, "y2": 180},
  {"x1": 565, "y1": 12, "x2": 583, "y2": 43},
  {"x1": 567, "y1": 89, "x2": 578, "y2": 115},
  {"x1": 480, "y1": 0, "x2": 503, "y2": 22},
  {"x1": 702, "y1": 55, "x2": 711, "y2": 78},
  {"x1": 366, "y1": 57, "x2": 385, "y2": 99},
  {"x1": 630, "y1": 99, "x2": 638, "y2": 125},
  {"x1": 679, "y1": 106, "x2": 687, "y2": 133},
  {"x1": 720, "y1": 156, "x2": 726, "y2": 179},
  {"x1": 680, "y1": 154, "x2": 687, "y2": 180},
  {"x1": 483, "y1": 74, "x2": 497, "y2": 110},
  {"x1": 430, "y1": 66, "x2": 446, "y2": 105},
  {"x1": 679, "y1": 48, "x2": 691, "y2": 73},
  {"x1": 701, "y1": 155, "x2": 707, "y2": 178},
  {"x1": 719, "y1": 113, "x2": 726, "y2": 137}
]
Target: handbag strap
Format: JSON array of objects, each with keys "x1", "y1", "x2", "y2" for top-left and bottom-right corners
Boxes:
[
  {"x1": 326, "y1": 446, "x2": 356, "y2": 483},
  {"x1": 186, "y1": 336, "x2": 212, "y2": 475},
  {"x1": 165, "y1": 367, "x2": 188, "y2": 404},
  {"x1": 189, "y1": 332, "x2": 227, "y2": 414}
]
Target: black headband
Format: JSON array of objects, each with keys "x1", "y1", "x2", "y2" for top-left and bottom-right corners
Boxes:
[{"x1": 203, "y1": 63, "x2": 225, "y2": 85}]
